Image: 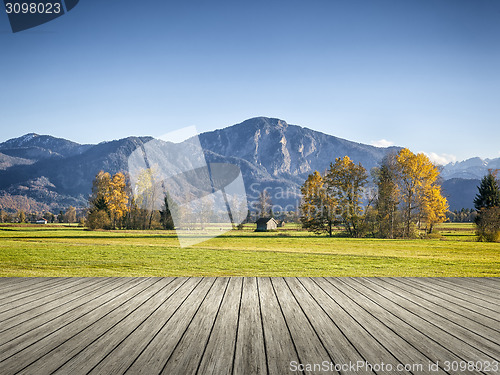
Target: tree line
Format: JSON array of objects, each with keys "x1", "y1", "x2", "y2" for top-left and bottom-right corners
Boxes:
[
  {"x1": 0, "y1": 206, "x2": 81, "y2": 224},
  {"x1": 300, "y1": 148, "x2": 449, "y2": 238},
  {"x1": 85, "y1": 154, "x2": 499, "y2": 242}
]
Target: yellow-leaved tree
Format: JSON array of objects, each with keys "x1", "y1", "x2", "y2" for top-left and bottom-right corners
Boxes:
[
  {"x1": 107, "y1": 172, "x2": 129, "y2": 228},
  {"x1": 422, "y1": 184, "x2": 448, "y2": 234},
  {"x1": 396, "y1": 148, "x2": 448, "y2": 236},
  {"x1": 88, "y1": 171, "x2": 130, "y2": 230}
]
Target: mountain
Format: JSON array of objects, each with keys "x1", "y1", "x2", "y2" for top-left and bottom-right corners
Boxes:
[
  {"x1": 441, "y1": 157, "x2": 500, "y2": 180},
  {"x1": 0, "y1": 136, "x2": 153, "y2": 211},
  {"x1": 0, "y1": 117, "x2": 489, "y2": 213},
  {"x1": 439, "y1": 158, "x2": 499, "y2": 209},
  {"x1": 0, "y1": 133, "x2": 92, "y2": 161},
  {"x1": 0, "y1": 152, "x2": 34, "y2": 170},
  {"x1": 441, "y1": 178, "x2": 480, "y2": 211},
  {"x1": 199, "y1": 117, "x2": 401, "y2": 185}
]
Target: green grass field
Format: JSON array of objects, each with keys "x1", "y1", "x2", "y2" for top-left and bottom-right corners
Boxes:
[{"x1": 0, "y1": 223, "x2": 498, "y2": 277}]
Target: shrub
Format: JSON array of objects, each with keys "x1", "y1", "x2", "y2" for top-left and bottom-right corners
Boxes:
[
  {"x1": 87, "y1": 210, "x2": 112, "y2": 230},
  {"x1": 475, "y1": 207, "x2": 500, "y2": 242}
]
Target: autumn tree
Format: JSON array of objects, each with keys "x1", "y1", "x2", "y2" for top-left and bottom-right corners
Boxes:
[
  {"x1": 90, "y1": 171, "x2": 112, "y2": 215},
  {"x1": 325, "y1": 156, "x2": 368, "y2": 237},
  {"x1": 134, "y1": 168, "x2": 162, "y2": 229},
  {"x1": 257, "y1": 190, "x2": 272, "y2": 217},
  {"x1": 65, "y1": 206, "x2": 77, "y2": 224},
  {"x1": 123, "y1": 197, "x2": 144, "y2": 230},
  {"x1": 43, "y1": 212, "x2": 55, "y2": 223},
  {"x1": 395, "y1": 148, "x2": 447, "y2": 236},
  {"x1": 87, "y1": 171, "x2": 130, "y2": 230},
  {"x1": 300, "y1": 171, "x2": 338, "y2": 237},
  {"x1": 4, "y1": 212, "x2": 13, "y2": 223},
  {"x1": 107, "y1": 172, "x2": 129, "y2": 228},
  {"x1": 421, "y1": 185, "x2": 448, "y2": 233},
  {"x1": 474, "y1": 171, "x2": 500, "y2": 242},
  {"x1": 87, "y1": 210, "x2": 112, "y2": 230},
  {"x1": 373, "y1": 156, "x2": 400, "y2": 238},
  {"x1": 450, "y1": 208, "x2": 475, "y2": 223}
]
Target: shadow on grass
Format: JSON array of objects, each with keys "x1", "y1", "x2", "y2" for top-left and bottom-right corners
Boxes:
[
  {"x1": 5, "y1": 234, "x2": 387, "y2": 241},
  {"x1": 8, "y1": 235, "x2": 179, "y2": 240}
]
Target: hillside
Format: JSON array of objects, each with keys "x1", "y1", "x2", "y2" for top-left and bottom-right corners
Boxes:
[{"x1": 0, "y1": 117, "x2": 489, "y2": 212}]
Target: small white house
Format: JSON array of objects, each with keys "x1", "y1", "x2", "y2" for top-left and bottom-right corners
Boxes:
[{"x1": 35, "y1": 219, "x2": 48, "y2": 224}]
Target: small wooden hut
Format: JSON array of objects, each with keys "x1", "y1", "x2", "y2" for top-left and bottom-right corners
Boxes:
[{"x1": 255, "y1": 217, "x2": 278, "y2": 232}]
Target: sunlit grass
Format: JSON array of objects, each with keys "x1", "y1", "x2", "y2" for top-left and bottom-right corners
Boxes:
[{"x1": 0, "y1": 222, "x2": 497, "y2": 277}]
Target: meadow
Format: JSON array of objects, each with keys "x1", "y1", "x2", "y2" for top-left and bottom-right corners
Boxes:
[{"x1": 0, "y1": 223, "x2": 498, "y2": 277}]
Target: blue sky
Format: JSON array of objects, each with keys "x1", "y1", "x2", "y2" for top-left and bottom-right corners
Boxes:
[{"x1": 1, "y1": 0, "x2": 499, "y2": 163}]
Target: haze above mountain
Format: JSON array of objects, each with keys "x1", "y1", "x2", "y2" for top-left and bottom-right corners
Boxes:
[{"x1": 0, "y1": 117, "x2": 495, "y2": 212}]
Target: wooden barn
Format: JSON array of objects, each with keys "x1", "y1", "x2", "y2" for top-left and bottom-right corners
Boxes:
[{"x1": 255, "y1": 217, "x2": 278, "y2": 232}]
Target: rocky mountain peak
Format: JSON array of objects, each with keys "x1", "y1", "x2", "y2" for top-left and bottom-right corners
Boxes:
[{"x1": 199, "y1": 117, "x2": 398, "y2": 181}]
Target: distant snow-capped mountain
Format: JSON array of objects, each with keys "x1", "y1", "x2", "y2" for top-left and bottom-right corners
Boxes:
[{"x1": 441, "y1": 157, "x2": 500, "y2": 180}]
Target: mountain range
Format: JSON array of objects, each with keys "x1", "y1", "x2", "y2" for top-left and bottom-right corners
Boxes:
[{"x1": 0, "y1": 117, "x2": 494, "y2": 213}]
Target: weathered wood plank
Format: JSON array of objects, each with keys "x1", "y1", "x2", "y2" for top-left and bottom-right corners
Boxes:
[
  {"x1": 345, "y1": 278, "x2": 475, "y2": 374},
  {"x1": 51, "y1": 278, "x2": 185, "y2": 374},
  {"x1": 299, "y1": 277, "x2": 401, "y2": 373},
  {"x1": 451, "y1": 276, "x2": 500, "y2": 287},
  {"x1": 86, "y1": 277, "x2": 197, "y2": 375},
  {"x1": 286, "y1": 277, "x2": 373, "y2": 375},
  {"x1": 379, "y1": 278, "x2": 500, "y2": 341},
  {"x1": 359, "y1": 278, "x2": 500, "y2": 361},
  {"x1": 196, "y1": 277, "x2": 242, "y2": 375},
  {"x1": 0, "y1": 278, "x2": 71, "y2": 308},
  {"x1": 160, "y1": 278, "x2": 229, "y2": 374},
  {"x1": 430, "y1": 278, "x2": 500, "y2": 305},
  {"x1": 0, "y1": 278, "x2": 126, "y2": 348},
  {"x1": 398, "y1": 278, "x2": 500, "y2": 320},
  {"x1": 271, "y1": 277, "x2": 337, "y2": 375},
  {"x1": 232, "y1": 277, "x2": 267, "y2": 375},
  {"x1": 258, "y1": 277, "x2": 301, "y2": 375},
  {"x1": 323, "y1": 278, "x2": 432, "y2": 374},
  {"x1": 0, "y1": 277, "x2": 47, "y2": 294},
  {"x1": 0, "y1": 278, "x2": 107, "y2": 323},
  {"x1": 124, "y1": 278, "x2": 215, "y2": 375},
  {"x1": 0, "y1": 277, "x2": 498, "y2": 375},
  {"x1": 16, "y1": 278, "x2": 170, "y2": 375},
  {"x1": 449, "y1": 277, "x2": 500, "y2": 292},
  {"x1": 1, "y1": 278, "x2": 161, "y2": 374}
]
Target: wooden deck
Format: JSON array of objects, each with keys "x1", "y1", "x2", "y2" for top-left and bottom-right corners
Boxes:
[{"x1": 0, "y1": 278, "x2": 498, "y2": 374}]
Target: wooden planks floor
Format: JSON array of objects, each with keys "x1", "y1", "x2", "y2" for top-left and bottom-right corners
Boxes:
[{"x1": 0, "y1": 277, "x2": 498, "y2": 375}]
